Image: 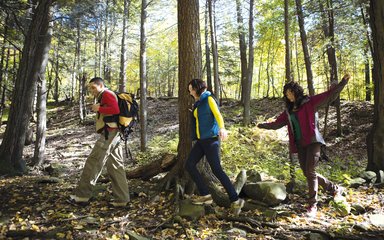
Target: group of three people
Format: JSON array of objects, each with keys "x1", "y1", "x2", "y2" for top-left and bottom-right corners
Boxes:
[{"x1": 70, "y1": 75, "x2": 349, "y2": 217}]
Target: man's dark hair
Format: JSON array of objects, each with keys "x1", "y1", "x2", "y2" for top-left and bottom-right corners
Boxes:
[
  {"x1": 283, "y1": 81, "x2": 308, "y2": 112},
  {"x1": 89, "y1": 77, "x2": 104, "y2": 86},
  {"x1": 188, "y1": 78, "x2": 207, "y2": 96}
]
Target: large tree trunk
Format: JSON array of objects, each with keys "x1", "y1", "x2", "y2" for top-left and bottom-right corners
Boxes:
[
  {"x1": 367, "y1": 0, "x2": 384, "y2": 171},
  {"x1": 140, "y1": 0, "x2": 148, "y2": 151},
  {"x1": 0, "y1": 0, "x2": 53, "y2": 175},
  {"x1": 119, "y1": 0, "x2": 130, "y2": 92},
  {"x1": 208, "y1": 0, "x2": 220, "y2": 99},
  {"x1": 295, "y1": 0, "x2": 314, "y2": 96},
  {"x1": 159, "y1": 0, "x2": 202, "y2": 200},
  {"x1": 33, "y1": 20, "x2": 51, "y2": 166},
  {"x1": 243, "y1": 0, "x2": 254, "y2": 126},
  {"x1": 236, "y1": 0, "x2": 248, "y2": 104}
]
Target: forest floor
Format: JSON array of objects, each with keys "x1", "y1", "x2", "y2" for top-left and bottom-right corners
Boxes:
[{"x1": 0, "y1": 97, "x2": 383, "y2": 239}]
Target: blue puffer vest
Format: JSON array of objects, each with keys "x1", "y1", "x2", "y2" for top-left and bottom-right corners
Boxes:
[{"x1": 191, "y1": 91, "x2": 219, "y2": 140}]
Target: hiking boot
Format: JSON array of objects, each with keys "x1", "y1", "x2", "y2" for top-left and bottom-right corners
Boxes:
[
  {"x1": 110, "y1": 201, "x2": 128, "y2": 207},
  {"x1": 305, "y1": 204, "x2": 317, "y2": 218},
  {"x1": 191, "y1": 194, "x2": 213, "y2": 205},
  {"x1": 69, "y1": 195, "x2": 89, "y2": 203},
  {"x1": 230, "y1": 198, "x2": 245, "y2": 216}
]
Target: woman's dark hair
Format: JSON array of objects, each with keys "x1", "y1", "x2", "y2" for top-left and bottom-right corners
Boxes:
[
  {"x1": 188, "y1": 78, "x2": 207, "y2": 96},
  {"x1": 283, "y1": 81, "x2": 307, "y2": 112}
]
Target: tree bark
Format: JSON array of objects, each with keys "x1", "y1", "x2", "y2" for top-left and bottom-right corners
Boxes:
[
  {"x1": 319, "y1": 0, "x2": 342, "y2": 136},
  {"x1": 119, "y1": 0, "x2": 130, "y2": 92},
  {"x1": 204, "y1": 0, "x2": 212, "y2": 92},
  {"x1": 295, "y1": 0, "x2": 314, "y2": 96},
  {"x1": 0, "y1": 0, "x2": 53, "y2": 175},
  {"x1": 284, "y1": 0, "x2": 292, "y2": 83},
  {"x1": 33, "y1": 20, "x2": 52, "y2": 166},
  {"x1": 367, "y1": 0, "x2": 384, "y2": 171},
  {"x1": 236, "y1": 0, "x2": 248, "y2": 104},
  {"x1": 243, "y1": 0, "x2": 254, "y2": 126},
  {"x1": 208, "y1": 0, "x2": 220, "y2": 99},
  {"x1": 140, "y1": 0, "x2": 148, "y2": 151}
]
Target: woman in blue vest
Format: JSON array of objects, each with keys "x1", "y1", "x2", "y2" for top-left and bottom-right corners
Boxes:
[{"x1": 186, "y1": 79, "x2": 244, "y2": 215}]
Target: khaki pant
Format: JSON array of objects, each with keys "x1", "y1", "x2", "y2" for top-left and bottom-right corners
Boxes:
[{"x1": 74, "y1": 130, "x2": 130, "y2": 203}]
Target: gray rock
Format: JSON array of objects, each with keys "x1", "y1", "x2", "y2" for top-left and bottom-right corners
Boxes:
[
  {"x1": 378, "y1": 170, "x2": 384, "y2": 183},
  {"x1": 243, "y1": 182, "x2": 287, "y2": 206},
  {"x1": 178, "y1": 199, "x2": 205, "y2": 220},
  {"x1": 349, "y1": 177, "x2": 366, "y2": 188},
  {"x1": 351, "y1": 203, "x2": 366, "y2": 215},
  {"x1": 359, "y1": 171, "x2": 377, "y2": 183}
]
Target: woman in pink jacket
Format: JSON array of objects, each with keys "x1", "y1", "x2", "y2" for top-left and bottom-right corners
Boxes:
[{"x1": 258, "y1": 74, "x2": 350, "y2": 217}]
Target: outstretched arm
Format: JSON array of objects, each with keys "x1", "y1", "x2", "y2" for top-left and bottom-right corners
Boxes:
[
  {"x1": 311, "y1": 74, "x2": 350, "y2": 110},
  {"x1": 257, "y1": 111, "x2": 288, "y2": 130}
]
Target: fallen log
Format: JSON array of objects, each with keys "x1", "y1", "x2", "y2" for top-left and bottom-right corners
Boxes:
[{"x1": 126, "y1": 153, "x2": 177, "y2": 180}]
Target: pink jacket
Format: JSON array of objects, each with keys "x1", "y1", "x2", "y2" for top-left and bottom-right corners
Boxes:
[{"x1": 260, "y1": 79, "x2": 348, "y2": 153}]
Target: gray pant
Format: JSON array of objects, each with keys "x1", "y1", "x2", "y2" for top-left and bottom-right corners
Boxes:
[{"x1": 74, "y1": 130, "x2": 130, "y2": 203}]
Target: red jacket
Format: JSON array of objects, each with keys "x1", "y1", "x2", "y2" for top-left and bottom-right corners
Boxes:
[
  {"x1": 260, "y1": 79, "x2": 348, "y2": 153},
  {"x1": 99, "y1": 89, "x2": 120, "y2": 115},
  {"x1": 96, "y1": 89, "x2": 120, "y2": 133}
]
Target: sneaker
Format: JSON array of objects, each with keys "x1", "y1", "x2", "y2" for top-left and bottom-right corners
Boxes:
[
  {"x1": 230, "y1": 198, "x2": 245, "y2": 216},
  {"x1": 191, "y1": 194, "x2": 213, "y2": 205},
  {"x1": 110, "y1": 201, "x2": 128, "y2": 207},
  {"x1": 333, "y1": 186, "x2": 345, "y2": 199},
  {"x1": 69, "y1": 195, "x2": 89, "y2": 203},
  {"x1": 305, "y1": 204, "x2": 317, "y2": 218}
]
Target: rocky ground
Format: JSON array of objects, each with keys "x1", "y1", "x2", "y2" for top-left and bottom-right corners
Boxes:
[{"x1": 0, "y1": 98, "x2": 383, "y2": 239}]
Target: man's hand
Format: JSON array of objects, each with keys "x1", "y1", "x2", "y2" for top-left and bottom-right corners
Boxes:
[
  {"x1": 219, "y1": 128, "x2": 228, "y2": 141},
  {"x1": 91, "y1": 103, "x2": 100, "y2": 112}
]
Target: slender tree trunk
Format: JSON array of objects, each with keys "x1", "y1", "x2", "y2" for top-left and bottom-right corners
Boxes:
[
  {"x1": 236, "y1": 0, "x2": 248, "y2": 104},
  {"x1": 295, "y1": 33, "x2": 301, "y2": 84},
  {"x1": 209, "y1": 0, "x2": 220, "y2": 99},
  {"x1": 204, "y1": 0, "x2": 212, "y2": 92},
  {"x1": 243, "y1": 0, "x2": 254, "y2": 126},
  {"x1": 76, "y1": 20, "x2": 85, "y2": 123},
  {"x1": 284, "y1": 0, "x2": 292, "y2": 83},
  {"x1": 367, "y1": 0, "x2": 384, "y2": 171},
  {"x1": 54, "y1": 43, "x2": 59, "y2": 103},
  {"x1": 0, "y1": 0, "x2": 53, "y2": 175},
  {"x1": 361, "y1": 4, "x2": 373, "y2": 102},
  {"x1": 295, "y1": 0, "x2": 314, "y2": 95},
  {"x1": 140, "y1": 0, "x2": 148, "y2": 151},
  {"x1": 0, "y1": 13, "x2": 9, "y2": 89},
  {"x1": 103, "y1": 0, "x2": 110, "y2": 82},
  {"x1": 364, "y1": 48, "x2": 371, "y2": 101},
  {"x1": 119, "y1": 0, "x2": 130, "y2": 92},
  {"x1": 319, "y1": 0, "x2": 342, "y2": 135}
]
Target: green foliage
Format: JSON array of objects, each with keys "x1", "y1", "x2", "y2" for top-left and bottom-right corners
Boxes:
[
  {"x1": 134, "y1": 132, "x2": 178, "y2": 165},
  {"x1": 220, "y1": 125, "x2": 291, "y2": 179}
]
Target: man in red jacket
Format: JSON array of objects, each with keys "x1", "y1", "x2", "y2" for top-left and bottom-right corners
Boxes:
[{"x1": 70, "y1": 77, "x2": 129, "y2": 207}]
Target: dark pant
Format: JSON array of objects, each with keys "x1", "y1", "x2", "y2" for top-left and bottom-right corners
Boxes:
[
  {"x1": 297, "y1": 143, "x2": 337, "y2": 205},
  {"x1": 185, "y1": 138, "x2": 239, "y2": 202}
]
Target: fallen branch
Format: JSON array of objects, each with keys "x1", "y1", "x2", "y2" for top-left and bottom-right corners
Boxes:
[{"x1": 126, "y1": 153, "x2": 177, "y2": 180}]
